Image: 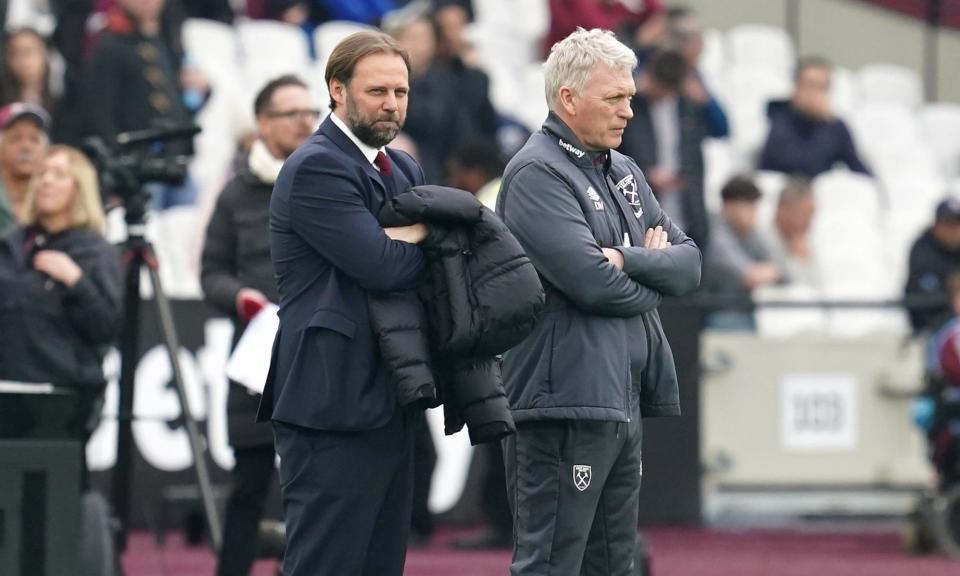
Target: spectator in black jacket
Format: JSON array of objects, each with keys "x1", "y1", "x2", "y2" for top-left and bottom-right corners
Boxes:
[
  {"x1": 619, "y1": 48, "x2": 709, "y2": 251},
  {"x1": 905, "y1": 197, "x2": 960, "y2": 334},
  {"x1": 78, "y1": 0, "x2": 208, "y2": 209},
  {"x1": 760, "y1": 56, "x2": 870, "y2": 179},
  {"x1": 0, "y1": 144, "x2": 121, "y2": 467},
  {"x1": 391, "y1": 12, "x2": 496, "y2": 184},
  {"x1": 201, "y1": 75, "x2": 317, "y2": 576}
]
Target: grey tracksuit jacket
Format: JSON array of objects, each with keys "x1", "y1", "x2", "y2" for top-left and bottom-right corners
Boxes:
[{"x1": 496, "y1": 113, "x2": 702, "y2": 422}]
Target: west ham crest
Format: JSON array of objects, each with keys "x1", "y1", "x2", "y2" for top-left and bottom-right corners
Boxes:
[
  {"x1": 573, "y1": 465, "x2": 592, "y2": 491},
  {"x1": 616, "y1": 174, "x2": 643, "y2": 219}
]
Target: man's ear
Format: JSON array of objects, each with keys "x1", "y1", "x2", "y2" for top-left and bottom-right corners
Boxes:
[
  {"x1": 558, "y1": 86, "x2": 577, "y2": 116},
  {"x1": 330, "y1": 78, "x2": 346, "y2": 108}
]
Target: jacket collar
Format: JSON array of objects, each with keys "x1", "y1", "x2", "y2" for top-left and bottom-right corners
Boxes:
[
  {"x1": 542, "y1": 112, "x2": 611, "y2": 171},
  {"x1": 318, "y1": 115, "x2": 389, "y2": 190}
]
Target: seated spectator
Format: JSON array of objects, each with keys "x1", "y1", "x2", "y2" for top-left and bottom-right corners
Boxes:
[
  {"x1": 78, "y1": 0, "x2": 208, "y2": 210},
  {"x1": 705, "y1": 176, "x2": 782, "y2": 330},
  {"x1": 759, "y1": 56, "x2": 870, "y2": 179},
  {"x1": 0, "y1": 103, "x2": 50, "y2": 235},
  {"x1": 905, "y1": 198, "x2": 960, "y2": 334},
  {"x1": 764, "y1": 176, "x2": 819, "y2": 288},
  {"x1": 619, "y1": 48, "x2": 709, "y2": 251},
  {"x1": 1, "y1": 28, "x2": 61, "y2": 117}
]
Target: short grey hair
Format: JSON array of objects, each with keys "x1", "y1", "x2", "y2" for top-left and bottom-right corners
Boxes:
[{"x1": 543, "y1": 27, "x2": 638, "y2": 111}]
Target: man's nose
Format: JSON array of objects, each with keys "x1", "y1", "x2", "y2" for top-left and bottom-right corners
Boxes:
[{"x1": 383, "y1": 91, "x2": 399, "y2": 112}]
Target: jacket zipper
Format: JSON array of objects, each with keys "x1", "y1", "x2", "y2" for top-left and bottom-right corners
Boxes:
[{"x1": 597, "y1": 166, "x2": 634, "y2": 422}]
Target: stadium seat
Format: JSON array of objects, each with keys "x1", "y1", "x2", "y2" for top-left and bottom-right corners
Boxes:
[
  {"x1": 702, "y1": 138, "x2": 739, "y2": 215},
  {"x1": 313, "y1": 20, "x2": 378, "y2": 70},
  {"x1": 514, "y1": 62, "x2": 549, "y2": 132},
  {"x1": 848, "y1": 104, "x2": 931, "y2": 179},
  {"x1": 151, "y1": 207, "x2": 203, "y2": 299},
  {"x1": 182, "y1": 19, "x2": 240, "y2": 87},
  {"x1": 830, "y1": 66, "x2": 858, "y2": 120},
  {"x1": 699, "y1": 28, "x2": 727, "y2": 90},
  {"x1": 754, "y1": 285, "x2": 828, "y2": 338},
  {"x1": 856, "y1": 64, "x2": 923, "y2": 109},
  {"x1": 919, "y1": 103, "x2": 960, "y2": 179},
  {"x1": 237, "y1": 20, "x2": 311, "y2": 70},
  {"x1": 811, "y1": 169, "x2": 882, "y2": 219},
  {"x1": 726, "y1": 24, "x2": 794, "y2": 74},
  {"x1": 753, "y1": 171, "x2": 788, "y2": 235}
]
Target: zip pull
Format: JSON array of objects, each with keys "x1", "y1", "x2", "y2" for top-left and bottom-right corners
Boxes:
[{"x1": 623, "y1": 232, "x2": 631, "y2": 247}]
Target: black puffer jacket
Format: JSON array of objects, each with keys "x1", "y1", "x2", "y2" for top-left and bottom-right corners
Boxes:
[
  {"x1": 368, "y1": 185, "x2": 545, "y2": 445},
  {"x1": 0, "y1": 226, "x2": 122, "y2": 387}
]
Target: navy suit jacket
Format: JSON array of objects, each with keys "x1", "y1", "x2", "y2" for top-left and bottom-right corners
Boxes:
[{"x1": 257, "y1": 116, "x2": 426, "y2": 431}]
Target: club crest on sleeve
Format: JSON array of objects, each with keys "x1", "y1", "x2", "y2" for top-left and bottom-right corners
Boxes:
[{"x1": 573, "y1": 464, "x2": 592, "y2": 491}]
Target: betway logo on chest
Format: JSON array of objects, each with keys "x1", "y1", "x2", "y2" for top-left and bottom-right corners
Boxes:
[{"x1": 558, "y1": 138, "x2": 585, "y2": 158}]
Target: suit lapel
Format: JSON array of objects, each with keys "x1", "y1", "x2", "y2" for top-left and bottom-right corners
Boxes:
[{"x1": 319, "y1": 117, "x2": 389, "y2": 195}]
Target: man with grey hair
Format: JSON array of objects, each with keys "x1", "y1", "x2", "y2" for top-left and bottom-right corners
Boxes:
[{"x1": 497, "y1": 28, "x2": 701, "y2": 574}]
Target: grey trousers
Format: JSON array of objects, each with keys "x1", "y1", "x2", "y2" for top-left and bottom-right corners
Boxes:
[{"x1": 504, "y1": 403, "x2": 643, "y2": 576}]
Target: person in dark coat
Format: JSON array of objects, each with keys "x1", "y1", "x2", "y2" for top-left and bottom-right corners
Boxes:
[
  {"x1": 391, "y1": 13, "x2": 496, "y2": 185},
  {"x1": 759, "y1": 56, "x2": 870, "y2": 179},
  {"x1": 498, "y1": 29, "x2": 701, "y2": 575},
  {"x1": 0, "y1": 144, "x2": 122, "y2": 465},
  {"x1": 76, "y1": 0, "x2": 208, "y2": 209},
  {"x1": 258, "y1": 32, "x2": 430, "y2": 576},
  {"x1": 905, "y1": 198, "x2": 960, "y2": 335},
  {"x1": 619, "y1": 48, "x2": 710, "y2": 252},
  {"x1": 201, "y1": 75, "x2": 317, "y2": 576}
]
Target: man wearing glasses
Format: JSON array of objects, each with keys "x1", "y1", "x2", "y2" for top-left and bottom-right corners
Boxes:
[{"x1": 201, "y1": 74, "x2": 318, "y2": 576}]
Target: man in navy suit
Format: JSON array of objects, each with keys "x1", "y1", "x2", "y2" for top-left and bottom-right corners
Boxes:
[{"x1": 258, "y1": 31, "x2": 429, "y2": 576}]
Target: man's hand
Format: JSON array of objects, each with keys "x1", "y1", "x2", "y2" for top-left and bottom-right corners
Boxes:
[
  {"x1": 601, "y1": 247, "x2": 624, "y2": 270},
  {"x1": 384, "y1": 223, "x2": 428, "y2": 244},
  {"x1": 236, "y1": 288, "x2": 269, "y2": 321},
  {"x1": 33, "y1": 250, "x2": 83, "y2": 287},
  {"x1": 743, "y1": 263, "x2": 781, "y2": 290},
  {"x1": 643, "y1": 226, "x2": 671, "y2": 250}
]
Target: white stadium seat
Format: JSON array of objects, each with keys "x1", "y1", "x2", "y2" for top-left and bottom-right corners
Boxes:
[
  {"x1": 237, "y1": 19, "x2": 311, "y2": 70},
  {"x1": 313, "y1": 20, "x2": 378, "y2": 70},
  {"x1": 726, "y1": 24, "x2": 795, "y2": 73},
  {"x1": 856, "y1": 64, "x2": 923, "y2": 109},
  {"x1": 919, "y1": 103, "x2": 960, "y2": 179},
  {"x1": 182, "y1": 18, "x2": 240, "y2": 87}
]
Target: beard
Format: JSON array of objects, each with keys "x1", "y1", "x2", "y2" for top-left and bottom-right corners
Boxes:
[{"x1": 345, "y1": 93, "x2": 403, "y2": 148}]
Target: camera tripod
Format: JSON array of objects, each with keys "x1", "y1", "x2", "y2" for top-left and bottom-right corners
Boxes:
[{"x1": 111, "y1": 194, "x2": 223, "y2": 553}]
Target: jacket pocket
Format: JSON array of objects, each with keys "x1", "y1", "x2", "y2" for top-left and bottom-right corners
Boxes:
[{"x1": 302, "y1": 309, "x2": 357, "y2": 390}]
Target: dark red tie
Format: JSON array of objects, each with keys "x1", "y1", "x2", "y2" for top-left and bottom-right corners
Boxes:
[{"x1": 375, "y1": 151, "x2": 393, "y2": 176}]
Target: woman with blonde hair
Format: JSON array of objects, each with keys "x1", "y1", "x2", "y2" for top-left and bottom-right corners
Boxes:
[{"x1": 0, "y1": 145, "x2": 121, "y2": 441}]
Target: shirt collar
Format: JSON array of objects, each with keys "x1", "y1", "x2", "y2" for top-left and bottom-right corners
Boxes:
[{"x1": 330, "y1": 111, "x2": 384, "y2": 166}]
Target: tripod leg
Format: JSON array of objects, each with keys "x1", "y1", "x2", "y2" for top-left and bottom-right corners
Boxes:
[
  {"x1": 145, "y1": 263, "x2": 224, "y2": 551},
  {"x1": 112, "y1": 249, "x2": 143, "y2": 552}
]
